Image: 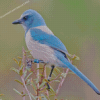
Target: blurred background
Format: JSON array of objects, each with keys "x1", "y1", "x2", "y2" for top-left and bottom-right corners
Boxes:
[{"x1": 0, "y1": 0, "x2": 100, "y2": 99}]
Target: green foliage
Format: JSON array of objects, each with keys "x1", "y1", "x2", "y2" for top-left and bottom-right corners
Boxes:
[
  {"x1": 13, "y1": 88, "x2": 22, "y2": 96},
  {"x1": 11, "y1": 49, "x2": 79, "y2": 100},
  {"x1": 0, "y1": 94, "x2": 4, "y2": 96},
  {"x1": 14, "y1": 79, "x2": 23, "y2": 85}
]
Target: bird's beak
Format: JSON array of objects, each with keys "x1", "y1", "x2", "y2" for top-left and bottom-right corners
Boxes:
[{"x1": 12, "y1": 19, "x2": 22, "y2": 24}]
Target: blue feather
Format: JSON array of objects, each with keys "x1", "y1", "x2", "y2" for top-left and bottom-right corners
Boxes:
[
  {"x1": 12, "y1": 9, "x2": 100, "y2": 95},
  {"x1": 30, "y1": 28, "x2": 68, "y2": 54},
  {"x1": 29, "y1": 28, "x2": 100, "y2": 94},
  {"x1": 54, "y1": 50, "x2": 100, "y2": 94}
]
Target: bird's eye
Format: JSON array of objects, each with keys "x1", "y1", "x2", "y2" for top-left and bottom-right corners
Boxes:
[{"x1": 23, "y1": 16, "x2": 27, "y2": 20}]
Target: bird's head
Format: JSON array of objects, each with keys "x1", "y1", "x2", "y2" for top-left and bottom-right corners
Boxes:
[{"x1": 12, "y1": 9, "x2": 46, "y2": 31}]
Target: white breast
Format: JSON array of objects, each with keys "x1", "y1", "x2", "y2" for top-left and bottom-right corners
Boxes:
[{"x1": 25, "y1": 30, "x2": 57, "y2": 64}]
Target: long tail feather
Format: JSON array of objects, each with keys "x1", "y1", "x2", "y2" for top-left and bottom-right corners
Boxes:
[{"x1": 64, "y1": 61, "x2": 100, "y2": 95}]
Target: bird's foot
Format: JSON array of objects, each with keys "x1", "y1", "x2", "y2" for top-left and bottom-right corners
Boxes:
[{"x1": 46, "y1": 79, "x2": 50, "y2": 91}]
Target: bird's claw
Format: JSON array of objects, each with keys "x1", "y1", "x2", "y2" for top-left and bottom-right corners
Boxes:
[
  {"x1": 46, "y1": 79, "x2": 50, "y2": 90},
  {"x1": 47, "y1": 83, "x2": 50, "y2": 90}
]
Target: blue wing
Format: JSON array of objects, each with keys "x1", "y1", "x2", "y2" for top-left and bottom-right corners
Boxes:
[{"x1": 29, "y1": 28, "x2": 68, "y2": 54}]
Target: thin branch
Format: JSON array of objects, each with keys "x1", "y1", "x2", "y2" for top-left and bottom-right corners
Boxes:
[
  {"x1": 22, "y1": 48, "x2": 26, "y2": 100},
  {"x1": 30, "y1": 78, "x2": 37, "y2": 95},
  {"x1": 21, "y1": 77, "x2": 32, "y2": 100},
  {"x1": 39, "y1": 65, "x2": 47, "y2": 91},
  {"x1": 50, "y1": 73, "x2": 61, "y2": 84},
  {"x1": 39, "y1": 65, "x2": 49, "y2": 97},
  {"x1": 31, "y1": 66, "x2": 37, "y2": 77},
  {"x1": 44, "y1": 65, "x2": 47, "y2": 79},
  {"x1": 37, "y1": 63, "x2": 39, "y2": 100},
  {"x1": 40, "y1": 64, "x2": 46, "y2": 84},
  {"x1": 56, "y1": 68, "x2": 69, "y2": 96},
  {"x1": 22, "y1": 88, "x2": 25, "y2": 100},
  {"x1": 56, "y1": 60, "x2": 73, "y2": 96},
  {"x1": 44, "y1": 65, "x2": 49, "y2": 97},
  {"x1": 22, "y1": 48, "x2": 32, "y2": 100}
]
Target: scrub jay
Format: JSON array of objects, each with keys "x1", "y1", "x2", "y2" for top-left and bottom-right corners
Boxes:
[{"x1": 12, "y1": 9, "x2": 100, "y2": 94}]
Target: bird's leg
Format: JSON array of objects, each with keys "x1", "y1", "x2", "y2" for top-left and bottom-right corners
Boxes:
[{"x1": 47, "y1": 65, "x2": 55, "y2": 90}]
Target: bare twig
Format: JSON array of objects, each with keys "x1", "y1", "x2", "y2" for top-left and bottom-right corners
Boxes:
[
  {"x1": 31, "y1": 67, "x2": 37, "y2": 77},
  {"x1": 37, "y1": 63, "x2": 39, "y2": 100},
  {"x1": 56, "y1": 68, "x2": 69, "y2": 96},
  {"x1": 40, "y1": 64, "x2": 45, "y2": 84},
  {"x1": 21, "y1": 77, "x2": 32, "y2": 100},
  {"x1": 39, "y1": 65, "x2": 47, "y2": 91},
  {"x1": 39, "y1": 65, "x2": 49, "y2": 97},
  {"x1": 44, "y1": 65, "x2": 49, "y2": 97},
  {"x1": 22, "y1": 48, "x2": 32, "y2": 100},
  {"x1": 22, "y1": 48, "x2": 26, "y2": 100},
  {"x1": 50, "y1": 73, "x2": 61, "y2": 84},
  {"x1": 56, "y1": 60, "x2": 73, "y2": 96},
  {"x1": 44, "y1": 65, "x2": 47, "y2": 79},
  {"x1": 30, "y1": 78, "x2": 37, "y2": 95}
]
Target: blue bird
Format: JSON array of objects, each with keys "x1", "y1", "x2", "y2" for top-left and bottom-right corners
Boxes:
[{"x1": 12, "y1": 9, "x2": 100, "y2": 95}]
